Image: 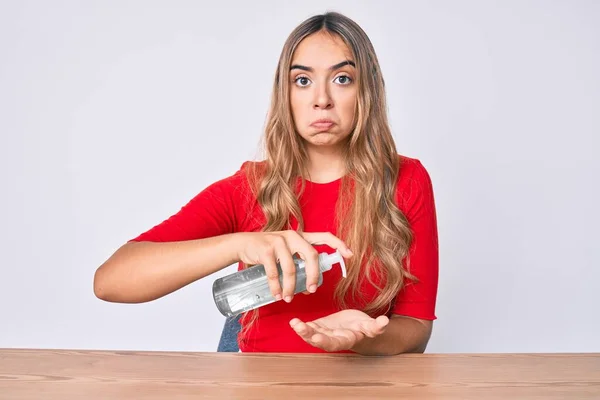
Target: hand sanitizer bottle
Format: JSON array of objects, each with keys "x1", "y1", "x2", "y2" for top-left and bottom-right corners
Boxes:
[{"x1": 212, "y1": 250, "x2": 347, "y2": 317}]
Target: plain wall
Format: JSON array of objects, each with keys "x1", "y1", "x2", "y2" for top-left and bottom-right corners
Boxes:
[{"x1": 1, "y1": 0, "x2": 598, "y2": 353}]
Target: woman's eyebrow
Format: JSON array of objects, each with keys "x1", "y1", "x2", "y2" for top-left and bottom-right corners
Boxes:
[{"x1": 290, "y1": 60, "x2": 356, "y2": 72}]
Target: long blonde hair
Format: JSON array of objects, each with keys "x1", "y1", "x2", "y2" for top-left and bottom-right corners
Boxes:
[{"x1": 246, "y1": 11, "x2": 414, "y2": 318}]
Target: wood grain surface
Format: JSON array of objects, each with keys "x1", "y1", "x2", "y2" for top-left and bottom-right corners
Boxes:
[{"x1": 1, "y1": 349, "x2": 599, "y2": 399}]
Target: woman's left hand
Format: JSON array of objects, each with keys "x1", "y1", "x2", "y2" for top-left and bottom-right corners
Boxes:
[{"x1": 289, "y1": 309, "x2": 389, "y2": 352}]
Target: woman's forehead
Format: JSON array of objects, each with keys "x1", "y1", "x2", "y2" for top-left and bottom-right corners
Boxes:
[{"x1": 291, "y1": 32, "x2": 354, "y2": 69}]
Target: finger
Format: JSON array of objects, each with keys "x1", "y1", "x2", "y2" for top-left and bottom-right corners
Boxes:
[
  {"x1": 261, "y1": 247, "x2": 282, "y2": 301},
  {"x1": 308, "y1": 324, "x2": 358, "y2": 351},
  {"x1": 299, "y1": 246, "x2": 320, "y2": 293},
  {"x1": 311, "y1": 332, "x2": 353, "y2": 352},
  {"x1": 289, "y1": 318, "x2": 316, "y2": 341},
  {"x1": 290, "y1": 320, "x2": 339, "y2": 351},
  {"x1": 301, "y1": 232, "x2": 354, "y2": 258},
  {"x1": 310, "y1": 333, "x2": 336, "y2": 351},
  {"x1": 306, "y1": 321, "x2": 326, "y2": 332},
  {"x1": 274, "y1": 237, "x2": 296, "y2": 302},
  {"x1": 295, "y1": 321, "x2": 358, "y2": 352},
  {"x1": 375, "y1": 315, "x2": 390, "y2": 330},
  {"x1": 287, "y1": 233, "x2": 320, "y2": 293},
  {"x1": 358, "y1": 316, "x2": 389, "y2": 338},
  {"x1": 333, "y1": 327, "x2": 363, "y2": 344},
  {"x1": 290, "y1": 326, "x2": 336, "y2": 352}
]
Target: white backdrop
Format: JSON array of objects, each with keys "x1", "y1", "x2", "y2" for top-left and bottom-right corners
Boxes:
[{"x1": 1, "y1": 0, "x2": 598, "y2": 353}]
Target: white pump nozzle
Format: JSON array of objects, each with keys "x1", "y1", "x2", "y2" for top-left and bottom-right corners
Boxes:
[{"x1": 318, "y1": 250, "x2": 347, "y2": 278}]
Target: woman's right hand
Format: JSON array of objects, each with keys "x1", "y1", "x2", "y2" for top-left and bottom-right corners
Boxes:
[{"x1": 233, "y1": 230, "x2": 353, "y2": 303}]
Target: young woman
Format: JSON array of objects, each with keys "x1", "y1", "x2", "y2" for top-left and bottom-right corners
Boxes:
[{"x1": 93, "y1": 11, "x2": 439, "y2": 356}]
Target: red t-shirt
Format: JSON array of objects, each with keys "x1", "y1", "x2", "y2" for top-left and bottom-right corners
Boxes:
[{"x1": 130, "y1": 155, "x2": 439, "y2": 353}]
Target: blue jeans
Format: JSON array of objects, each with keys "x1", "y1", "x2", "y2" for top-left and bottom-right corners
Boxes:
[{"x1": 217, "y1": 315, "x2": 242, "y2": 352}]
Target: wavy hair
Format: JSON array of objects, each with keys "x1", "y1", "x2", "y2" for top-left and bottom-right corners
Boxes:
[{"x1": 245, "y1": 11, "x2": 415, "y2": 321}]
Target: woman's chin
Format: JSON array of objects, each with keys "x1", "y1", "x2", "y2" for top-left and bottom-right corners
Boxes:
[{"x1": 306, "y1": 133, "x2": 336, "y2": 144}]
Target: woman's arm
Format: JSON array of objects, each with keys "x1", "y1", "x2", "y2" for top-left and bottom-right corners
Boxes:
[
  {"x1": 93, "y1": 234, "x2": 241, "y2": 303},
  {"x1": 94, "y1": 166, "x2": 246, "y2": 304},
  {"x1": 94, "y1": 230, "x2": 352, "y2": 304},
  {"x1": 350, "y1": 314, "x2": 433, "y2": 356}
]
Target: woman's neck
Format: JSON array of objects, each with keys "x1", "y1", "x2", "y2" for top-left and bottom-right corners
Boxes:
[{"x1": 305, "y1": 146, "x2": 346, "y2": 184}]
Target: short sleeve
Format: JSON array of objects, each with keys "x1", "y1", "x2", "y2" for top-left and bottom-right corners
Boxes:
[
  {"x1": 129, "y1": 165, "x2": 250, "y2": 243},
  {"x1": 392, "y1": 159, "x2": 439, "y2": 320}
]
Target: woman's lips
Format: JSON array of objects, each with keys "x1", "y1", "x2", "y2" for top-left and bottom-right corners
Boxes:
[{"x1": 310, "y1": 120, "x2": 335, "y2": 130}]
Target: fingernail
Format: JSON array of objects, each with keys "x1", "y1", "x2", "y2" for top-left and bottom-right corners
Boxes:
[
  {"x1": 275, "y1": 294, "x2": 282, "y2": 301},
  {"x1": 347, "y1": 248, "x2": 353, "y2": 256},
  {"x1": 308, "y1": 284, "x2": 317, "y2": 293},
  {"x1": 284, "y1": 296, "x2": 292, "y2": 303}
]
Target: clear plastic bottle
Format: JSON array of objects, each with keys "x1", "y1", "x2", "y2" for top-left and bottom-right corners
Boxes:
[{"x1": 212, "y1": 250, "x2": 347, "y2": 317}]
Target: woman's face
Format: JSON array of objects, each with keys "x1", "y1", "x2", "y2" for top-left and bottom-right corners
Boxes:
[{"x1": 289, "y1": 31, "x2": 358, "y2": 150}]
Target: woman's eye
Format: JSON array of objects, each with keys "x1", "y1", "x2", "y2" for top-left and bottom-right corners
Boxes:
[
  {"x1": 294, "y1": 75, "x2": 352, "y2": 87},
  {"x1": 295, "y1": 77, "x2": 311, "y2": 87},
  {"x1": 335, "y1": 75, "x2": 353, "y2": 85}
]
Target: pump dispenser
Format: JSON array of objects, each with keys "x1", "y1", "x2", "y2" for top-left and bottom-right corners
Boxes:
[
  {"x1": 318, "y1": 251, "x2": 346, "y2": 277},
  {"x1": 212, "y1": 250, "x2": 347, "y2": 317}
]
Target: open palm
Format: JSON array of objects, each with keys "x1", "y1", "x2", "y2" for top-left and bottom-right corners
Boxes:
[{"x1": 289, "y1": 309, "x2": 389, "y2": 352}]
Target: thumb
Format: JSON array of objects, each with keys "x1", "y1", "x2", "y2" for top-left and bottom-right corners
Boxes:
[{"x1": 361, "y1": 316, "x2": 389, "y2": 338}]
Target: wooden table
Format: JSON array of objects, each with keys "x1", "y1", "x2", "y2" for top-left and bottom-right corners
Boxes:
[{"x1": 1, "y1": 349, "x2": 599, "y2": 399}]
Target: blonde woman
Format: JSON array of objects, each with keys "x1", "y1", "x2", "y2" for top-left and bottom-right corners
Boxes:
[{"x1": 93, "y1": 11, "x2": 439, "y2": 356}]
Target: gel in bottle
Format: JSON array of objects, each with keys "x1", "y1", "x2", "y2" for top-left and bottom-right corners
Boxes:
[{"x1": 212, "y1": 250, "x2": 347, "y2": 317}]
